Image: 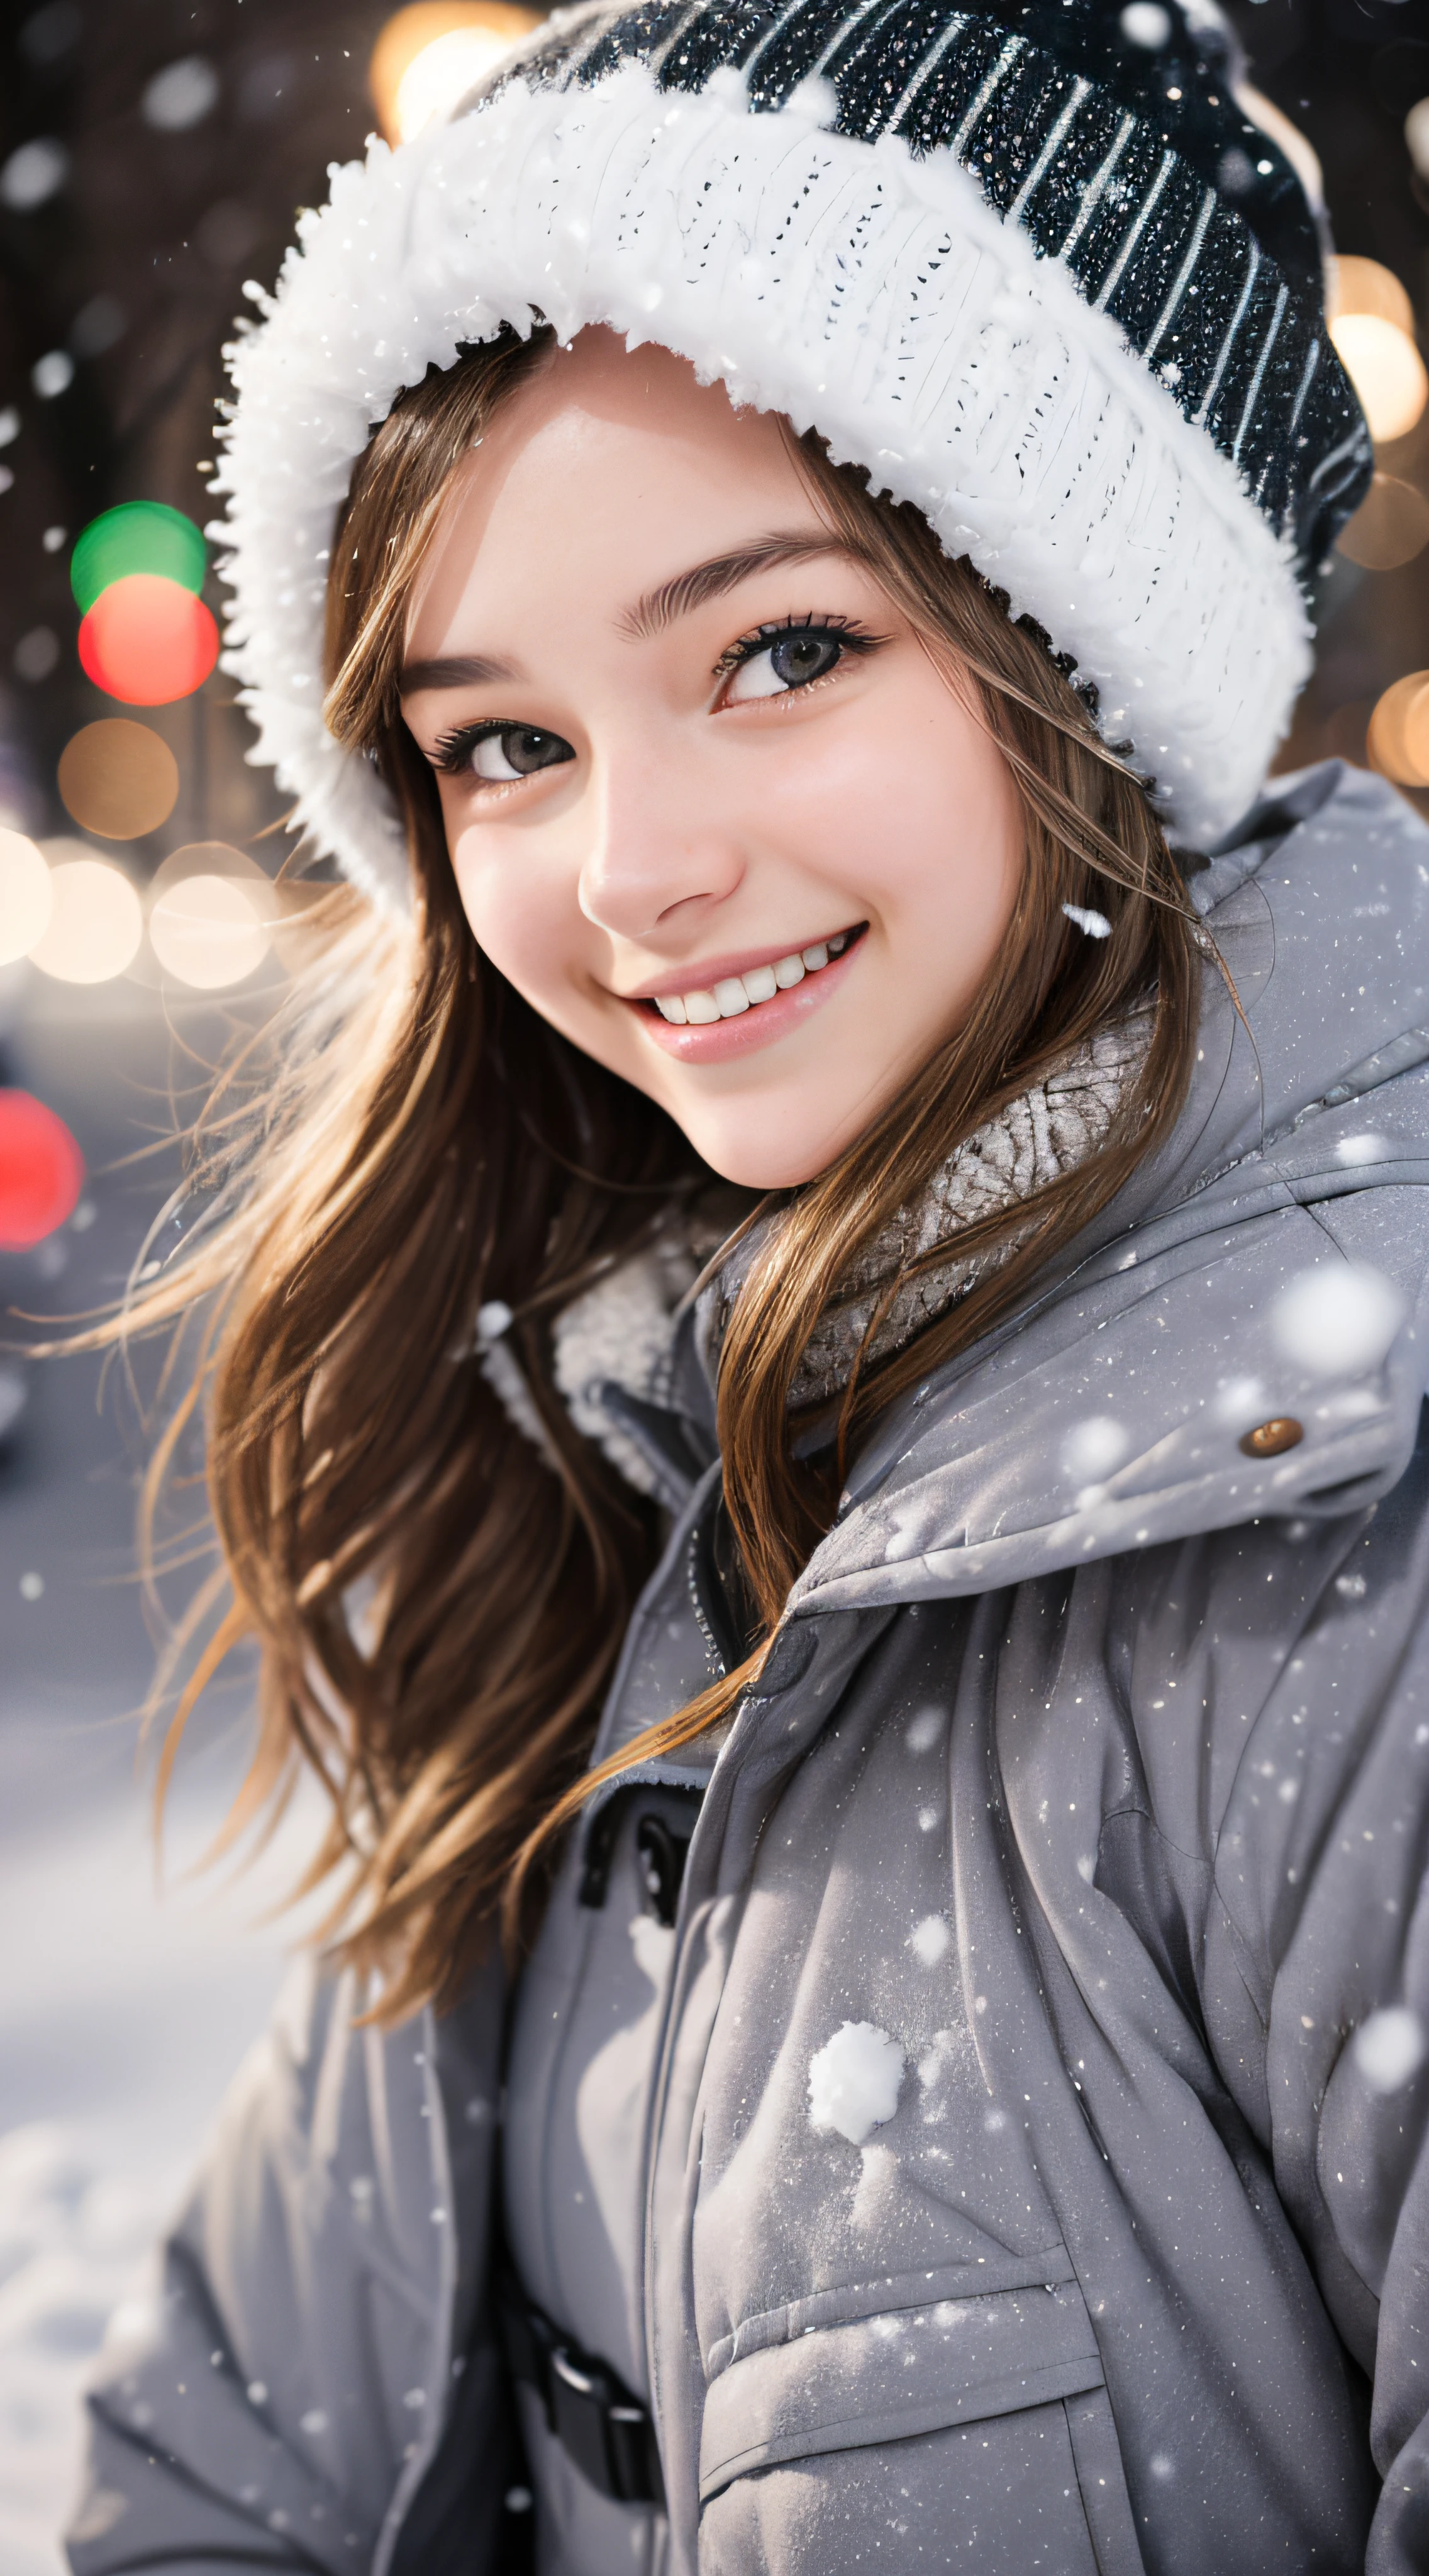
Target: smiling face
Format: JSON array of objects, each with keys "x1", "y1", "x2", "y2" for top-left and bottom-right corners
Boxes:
[{"x1": 399, "y1": 330, "x2": 1023, "y2": 1190}]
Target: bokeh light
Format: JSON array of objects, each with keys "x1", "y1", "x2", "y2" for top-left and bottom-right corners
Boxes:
[
  {"x1": 14, "y1": 626, "x2": 60, "y2": 682},
  {"x1": 32, "y1": 351, "x2": 74, "y2": 401},
  {"x1": 370, "y1": 3, "x2": 542, "y2": 142},
  {"x1": 146, "y1": 843, "x2": 274, "y2": 989},
  {"x1": 28, "y1": 852, "x2": 143, "y2": 984},
  {"x1": 149, "y1": 874, "x2": 269, "y2": 989},
  {"x1": 77, "y1": 575, "x2": 220, "y2": 706},
  {"x1": 57, "y1": 719, "x2": 179, "y2": 838},
  {"x1": 1367, "y1": 674, "x2": 1429, "y2": 789},
  {"x1": 70, "y1": 291, "x2": 126, "y2": 358},
  {"x1": 1327, "y1": 258, "x2": 1428, "y2": 447},
  {"x1": 1336, "y1": 473, "x2": 1429, "y2": 572},
  {"x1": 1330, "y1": 315, "x2": 1429, "y2": 446},
  {"x1": 70, "y1": 502, "x2": 206, "y2": 617},
  {"x1": 0, "y1": 137, "x2": 69, "y2": 213},
  {"x1": 0, "y1": 830, "x2": 54, "y2": 965},
  {"x1": 141, "y1": 56, "x2": 219, "y2": 133},
  {"x1": 1330, "y1": 254, "x2": 1417, "y2": 338},
  {"x1": 0, "y1": 1091, "x2": 84, "y2": 1250}
]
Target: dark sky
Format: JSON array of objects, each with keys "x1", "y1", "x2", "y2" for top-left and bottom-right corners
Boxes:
[{"x1": 0, "y1": 0, "x2": 392, "y2": 863}]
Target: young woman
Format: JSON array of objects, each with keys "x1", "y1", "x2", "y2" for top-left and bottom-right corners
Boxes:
[{"x1": 66, "y1": 3, "x2": 1429, "y2": 2572}]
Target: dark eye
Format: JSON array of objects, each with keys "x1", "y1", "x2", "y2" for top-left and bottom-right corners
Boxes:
[
  {"x1": 725, "y1": 628, "x2": 850, "y2": 704},
  {"x1": 438, "y1": 722, "x2": 574, "y2": 782}
]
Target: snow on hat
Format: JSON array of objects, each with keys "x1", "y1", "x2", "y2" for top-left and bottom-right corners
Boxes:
[{"x1": 213, "y1": 0, "x2": 1371, "y2": 911}]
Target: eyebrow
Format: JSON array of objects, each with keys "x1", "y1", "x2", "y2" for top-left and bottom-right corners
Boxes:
[
  {"x1": 618, "y1": 534, "x2": 848, "y2": 640},
  {"x1": 398, "y1": 652, "x2": 520, "y2": 694},
  {"x1": 397, "y1": 533, "x2": 850, "y2": 694}
]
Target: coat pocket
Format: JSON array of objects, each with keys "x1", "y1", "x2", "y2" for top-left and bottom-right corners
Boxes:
[
  {"x1": 698, "y1": 2270, "x2": 1145, "y2": 2575},
  {"x1": 699, "y1": 2272, "x2": 1104, "y2": 2499}
]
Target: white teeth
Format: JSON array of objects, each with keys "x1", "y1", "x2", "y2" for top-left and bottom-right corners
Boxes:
[{"x1": 652, "y1": 934, "x2": 853, "y2": 1024}]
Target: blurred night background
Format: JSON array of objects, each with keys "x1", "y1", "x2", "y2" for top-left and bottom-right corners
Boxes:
[{"x1": 0, "y1": 0, "x2": 1426, "y2": 2564}]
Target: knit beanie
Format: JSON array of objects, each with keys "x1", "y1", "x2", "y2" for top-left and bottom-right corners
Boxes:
[{"x1": 214, "y1": 0, "x2": 1371, "y2": 910}]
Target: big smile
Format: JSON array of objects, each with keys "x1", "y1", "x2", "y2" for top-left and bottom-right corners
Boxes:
[
  {"x1": 647, "y1": 926, "x2": 862, "y2": 1024},
  {"x1": 621, "y1": 924, "x2": 867, "y2": 1064}
]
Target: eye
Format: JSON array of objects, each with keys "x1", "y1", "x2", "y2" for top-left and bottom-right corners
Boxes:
[
  {"x1": 717, "y1": 618, "x2": 882, "y2": 707},
  {"x1": 436, "y1": 721, "x2": 575, "y2": 781}
]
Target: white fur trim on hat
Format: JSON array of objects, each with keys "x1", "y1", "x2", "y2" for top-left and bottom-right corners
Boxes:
[{"x1": 213, "y1": 60, "x2": 1311, "y2": 910}]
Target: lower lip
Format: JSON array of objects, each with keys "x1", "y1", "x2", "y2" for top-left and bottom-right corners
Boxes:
[{"x1": 627, "y1": 932, "x2": 866, "y2": 1064}]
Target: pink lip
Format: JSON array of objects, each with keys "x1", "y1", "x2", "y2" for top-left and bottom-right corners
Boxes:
[
  {"x1": 625, "y1": 926, "x2": 865, "y2": 1063},
  {"x1": 618, "y1": 927, "x2": 860, "y2": 1005}
]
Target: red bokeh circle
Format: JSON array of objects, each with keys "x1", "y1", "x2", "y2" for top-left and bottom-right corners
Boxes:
[
  {"x1": 77, "y1": 573, "x2": 220, "y2": 706},
  {"x1": 0, "y1": 1091, "x2": 85, "y2": 1250}
]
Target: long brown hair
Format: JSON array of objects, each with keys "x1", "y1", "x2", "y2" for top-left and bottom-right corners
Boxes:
[{"x1": 116, "y1": 328, "x2": 1201, "y2": 2018}]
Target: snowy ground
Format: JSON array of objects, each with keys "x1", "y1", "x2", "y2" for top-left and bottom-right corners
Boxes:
[
  {"x1": 0, "y1": 1755, "x2": 317, "y2": 2575},
  {"x1": 0, "y1": 967, "x2": 313, "y2": 2572}
]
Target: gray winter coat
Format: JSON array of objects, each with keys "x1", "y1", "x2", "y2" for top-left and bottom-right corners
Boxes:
[{"x1": 67, "y1": 763, "x2": 1429, "y2": 2575}]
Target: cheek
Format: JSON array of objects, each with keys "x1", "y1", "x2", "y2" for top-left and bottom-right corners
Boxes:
[
  {"x1": 891, "y1": 728, "x2": 1022, "y2": 936},
  {"x1": 447, "y1": 821, "x2": 570, "y2": 1009},
  {"x1": 764, "y1": 687, "x2": 1020, "y2": 935}
]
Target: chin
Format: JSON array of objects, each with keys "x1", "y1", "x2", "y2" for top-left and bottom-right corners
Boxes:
[{"x1": 681, "y1": 1113, "x2": 853, "y2": 1192}]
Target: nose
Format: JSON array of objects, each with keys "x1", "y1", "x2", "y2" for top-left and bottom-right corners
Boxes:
[{"x1": 577, "y1": 747, "x2": 744, "y2": 941}]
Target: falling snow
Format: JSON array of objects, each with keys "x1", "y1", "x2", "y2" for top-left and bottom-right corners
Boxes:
[
  {"x1": 1271, "y1": 1261, "x2": 1405, "y2": 1381},
  {"x1": 1062, "y1": 1416, "x2": 1130, "y2": 1484},
  {"x1": 1353, "y1": 2007, "x2": 1426, "y2": 2096}
]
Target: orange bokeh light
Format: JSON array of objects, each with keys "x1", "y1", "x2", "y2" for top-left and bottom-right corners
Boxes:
[
  {"x1": 77, "y1": 574, "x2": 220, "y2": 706},
  {"x1": 1367, "y1": 674, "x2": 1429, "y2": 789},
  {"x1": 57, "y1": 718, "x2": 180, "y2": 837}
]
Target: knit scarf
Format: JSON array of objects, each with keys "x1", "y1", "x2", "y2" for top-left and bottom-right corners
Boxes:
[
  {"x1": 491, "y1": 1020, "x2": 1147, "y2": 1496},
  {"x1": 782, "y1": 1017, "x2": 1145, "y2": 1413}
]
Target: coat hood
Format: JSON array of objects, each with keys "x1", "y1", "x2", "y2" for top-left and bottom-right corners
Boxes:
[{"x1": 791, "y1": 761, "x2": 1429, "y2": 1616}]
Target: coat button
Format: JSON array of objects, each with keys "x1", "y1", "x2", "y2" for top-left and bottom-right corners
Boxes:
[{"x1": 1240, "y1": 1418, "x2": 1304, "y2": 1458}]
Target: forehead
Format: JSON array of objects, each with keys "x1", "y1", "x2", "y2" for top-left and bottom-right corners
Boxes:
[{"x1": 404, "y1": 329, "x2": 819, "y2": 657}]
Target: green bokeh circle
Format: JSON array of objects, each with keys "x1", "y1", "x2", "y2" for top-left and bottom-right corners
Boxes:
[{"x1": 70, "y1": 502, "x2": 206, "y2": 615}]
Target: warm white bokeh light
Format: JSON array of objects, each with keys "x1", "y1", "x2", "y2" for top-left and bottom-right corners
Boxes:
[
  {"x1": 148, "y1": 873, "x2": 269, "y2": 989},
  {"x1": 1329, "y1": 313, "x2": 1429, "y2": 447},
  {"x1": 394, "y1": 25, "x2": 516, "y2": 135},
  {"x1": 370, "y1": 4, "x2": 540, "y2": 143},
  {"x1": 1337, "y1": 471, "x2": 1429, "y2": 572},
  {"x1": 29, "y1": 852, "x2": 143, "y2": 984},
  {"x1": 1328, "y1": 254, "x2": 1417, "y2": 340},
  {"x1": 0, "y1": 828, "x2": 53, "y2": 965}
]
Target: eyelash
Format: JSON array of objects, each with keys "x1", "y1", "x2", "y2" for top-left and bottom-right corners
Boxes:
[
  {"x1": 428, "y1": 613, "x2": 887, "y2": 779},
  {"x1": 433, "y1": 719, "x2": 509, "y2": 777},
  {"x1": 711, "y1": 611, "x2": 885, "y2": 684}
]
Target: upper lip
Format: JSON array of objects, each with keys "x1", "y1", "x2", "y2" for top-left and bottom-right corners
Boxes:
[{"x1": 615, "y1": 924, "x2": 862, "y2": 1003}]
